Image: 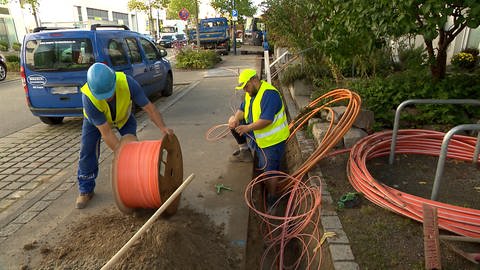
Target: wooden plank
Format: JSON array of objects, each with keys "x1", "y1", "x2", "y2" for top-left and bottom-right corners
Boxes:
[{"x1": 423, "y1": 204, "x2": 442, "y2": 270}]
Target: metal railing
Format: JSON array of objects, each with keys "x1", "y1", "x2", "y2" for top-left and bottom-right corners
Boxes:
[{"x1": 388, "y1": 99, "x2": 480, "y2": 201}]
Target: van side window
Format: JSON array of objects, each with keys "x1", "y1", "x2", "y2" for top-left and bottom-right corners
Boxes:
[
  {"x1": 108, "y1": 39, "x2": 128, "y2": 66},
  {"x1": 125, "y1": 38, "x2": 142, "y2": 64},
  {"x1": 139, "y1": 38, "x2": 160, "y2": 61}
]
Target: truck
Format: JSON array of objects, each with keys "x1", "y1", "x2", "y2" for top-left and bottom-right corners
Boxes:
[
  {"x1": 189, "y1": 17, "x2": 230, "y2": 55},
  {"x1": 239, "y1": 16, "x2": 266, "y2": 55}
]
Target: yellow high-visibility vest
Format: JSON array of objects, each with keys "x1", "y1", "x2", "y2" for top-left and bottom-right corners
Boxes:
[
  {"x1": 81, "y1": 72, "x2": 132, "y2": 128},
  {"x1": 244, "y1": 81, "x2": 290, "y2": 148}
]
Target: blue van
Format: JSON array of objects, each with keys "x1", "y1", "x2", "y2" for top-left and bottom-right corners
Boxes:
[{"x1": 20, "y1": 24, "x2": 173, "y2": 125}]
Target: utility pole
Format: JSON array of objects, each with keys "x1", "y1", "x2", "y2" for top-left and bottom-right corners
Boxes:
[
  {"x1": 195, "y1": 0, "x2": 200, "y2": 49},
  {"x1": 233, "y1": 0, "x2": 236, "y2": 55}
]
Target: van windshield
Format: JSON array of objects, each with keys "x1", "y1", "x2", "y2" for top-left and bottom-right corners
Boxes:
[{"x1": 25, "y1": 38, "x2": 94, "y2": 71}]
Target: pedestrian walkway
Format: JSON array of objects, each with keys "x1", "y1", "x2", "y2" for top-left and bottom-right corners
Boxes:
[{"x1": 0, "y1": 54, "x2": 262, "y2": 268}]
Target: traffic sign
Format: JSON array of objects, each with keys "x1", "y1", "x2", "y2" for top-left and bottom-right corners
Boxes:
[
  {"x1": 232, "y1": 9, "x2": 238, "y2": 21},
  {"x1": 179, "y1": 8, "x2": 190, "y2": 21}
]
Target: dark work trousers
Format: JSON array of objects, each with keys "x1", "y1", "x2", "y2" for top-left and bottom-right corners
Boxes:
[{"x1": 77, "y1": 114, "x2": 137, "y2": 194}]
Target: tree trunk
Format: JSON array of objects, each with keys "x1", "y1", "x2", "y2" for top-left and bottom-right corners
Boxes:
[
  {"x1": 149, "y1": 6, "x2": 155, "y2": 38},
  {"x1": 430, "y1": 47, "x2": 447, "y2": 81}
]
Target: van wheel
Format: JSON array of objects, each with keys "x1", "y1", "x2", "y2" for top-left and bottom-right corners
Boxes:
[
  {"x1": 40, "y1": 117, "x2": 64, "y2": 125},
  {"x1": 162, "y1": 73, "x2": 173, "y2": 97},
  {"x1": 0, "y1": 63, "x2": 6, "y2": 81}
]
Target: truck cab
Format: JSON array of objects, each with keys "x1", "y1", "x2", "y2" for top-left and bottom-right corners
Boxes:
[{"x1": 189, "y1": 17, "x2": 230, "y2": 55}]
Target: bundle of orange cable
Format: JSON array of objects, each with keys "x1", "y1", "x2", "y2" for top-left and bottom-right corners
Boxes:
[{"x1": 244, "y1": 88, "x2": 362, "y2": 269}]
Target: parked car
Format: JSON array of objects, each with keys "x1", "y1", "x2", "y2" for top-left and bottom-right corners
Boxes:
[
  {"x1": 158, "y1": 35, "x2": 175, "y2": 48},
  {"x1": 20, "y1": 24, "x2": 173, "y2": 125},
  {"x1": 173, "y1": 34, "x2": 187, "y2": 48},
  {"x1": 0, "y1": 54, "x2": 6, "y2": 81}
]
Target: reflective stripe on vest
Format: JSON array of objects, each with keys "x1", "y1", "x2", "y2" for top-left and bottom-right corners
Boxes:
[
  {"x1": 244, "y1": 81, "x2": 290, "y2": 148},
  {"x1": 81, "y1": 72, "x2": 132, "y2": 129}
]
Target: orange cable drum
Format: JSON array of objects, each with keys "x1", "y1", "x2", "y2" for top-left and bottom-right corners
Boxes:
[{"x1": 111, "y1": 134, "x2": 183, "y2": 215}]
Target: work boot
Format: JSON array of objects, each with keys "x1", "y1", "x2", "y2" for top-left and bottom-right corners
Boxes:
[
  {"x1": 75, "y1": 192, "x2": 94, "y2": 209},
  {"x1": 229, "y1": 149, "x2": 252, "y2": 162}
]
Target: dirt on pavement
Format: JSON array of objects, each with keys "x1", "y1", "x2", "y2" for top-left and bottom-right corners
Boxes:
[
  {"x1": 320, "y1": 152, "x2": 480, "y2": 269},
  {"x1": 22, "y1": 207, "x2": 242, "y2": 270}
]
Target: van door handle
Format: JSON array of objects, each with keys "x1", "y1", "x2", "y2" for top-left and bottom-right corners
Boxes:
[{"x1": 144, "y1": 68, "x2": 148, "y2": 72}]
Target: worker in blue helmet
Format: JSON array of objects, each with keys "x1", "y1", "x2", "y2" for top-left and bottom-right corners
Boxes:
[{"x1": 75, "y1": 63, "x2": 174, "y2": 209}]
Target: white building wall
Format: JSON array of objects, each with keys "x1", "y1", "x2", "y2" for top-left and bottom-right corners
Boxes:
[{"x1": 15, "y1": 0, "x2": 153, "y2": 41}]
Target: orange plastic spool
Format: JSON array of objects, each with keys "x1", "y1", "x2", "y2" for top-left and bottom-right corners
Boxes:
[{"x1": 111, "y1": 134, "x2": 183, "y2": 215}]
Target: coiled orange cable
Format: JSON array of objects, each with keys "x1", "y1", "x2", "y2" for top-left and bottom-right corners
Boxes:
[
  {"x1": 348, "y1": 129, "x2": 480, "y2": 237},
  {"x1": 243, "y1": 89, "x2": 362, "y2": 269}
]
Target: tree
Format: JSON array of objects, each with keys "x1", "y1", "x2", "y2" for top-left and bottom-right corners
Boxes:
[
  {"x1": 166, "y1": 0, "x2": 196, "y2": 20},
  {"x1": 210, "y1": 0, "x2": 256, "y2": 18},
  {"x1": 385, "y1": 0, "x2": 480, "y2": 80},
  {"x1": 128, "y1": 0, "x2": 170, "y2": 37},
  {"x1": 0, "y1": 0, "x2": 40, "y2": 27},
  {"x1": 264, "y1": 0, "x2": 480, "y2": 81}
]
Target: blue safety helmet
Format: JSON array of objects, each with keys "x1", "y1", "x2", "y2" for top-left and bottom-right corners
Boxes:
[{"x1": 87, "y1": 63, "x2": 116, "y2": 100}]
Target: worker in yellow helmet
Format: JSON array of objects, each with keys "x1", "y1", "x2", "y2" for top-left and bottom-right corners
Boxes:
[
  {"x1": 76, "y1": 63, "x2": 173, "y2": 209},
  {"x1": 228, "y1": 69, "x2": 290, "y2": 212}
]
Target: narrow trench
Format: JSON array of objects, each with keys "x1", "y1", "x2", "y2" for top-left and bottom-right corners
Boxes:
[{"x1": 244, "y1": 137, "x2": 306, "y2": 269}]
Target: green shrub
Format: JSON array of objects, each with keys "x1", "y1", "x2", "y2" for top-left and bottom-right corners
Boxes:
[
  {"x1": 6, "y1": 54, "x2": 20, "y2": 62},
  {"x1": 175, "y1": 48, "x2": 221, "y2": 69},
  {"x1": 451, "y1": 52, "x2": 476, "y2": 69},
  {"x1": 0, "y1": 40, "x2": 7, "y2": 51},
  {"x1": 280, "y1": 64, "x2": 306, "y2": 85},
  {"x1": 12, "y1": 42, "x2": 21, "y2": 51},
  {"x1": 348, "y1": 70, "x2": 480, "y2": 130},
  {"x1": 397, "y1": 46, "x2": 427, "y2": 71},
  {"x1": 6, "y1": 61, "x2": 20, "y2": 72}
]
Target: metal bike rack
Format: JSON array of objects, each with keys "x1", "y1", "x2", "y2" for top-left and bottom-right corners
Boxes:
[
  {"x1": 388, "y1": 99, "x2": 480, "y2": 201},
  {"x1": 431, "y1": 124, "x2": 480, "y2": 200}
]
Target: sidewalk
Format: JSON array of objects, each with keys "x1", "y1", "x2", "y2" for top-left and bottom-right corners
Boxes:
[{"x1": 0, "y1": 54, "x2": 261, "y2": 268}]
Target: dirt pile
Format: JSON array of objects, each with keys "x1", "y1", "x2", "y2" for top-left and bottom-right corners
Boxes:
[{"x1": 23, "y1": 208, "x2": 241, "y2": 270}]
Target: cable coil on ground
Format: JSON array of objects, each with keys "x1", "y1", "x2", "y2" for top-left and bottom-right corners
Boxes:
[{"x1": 348, "y1": 129, "x2": 480, "y2": 238}]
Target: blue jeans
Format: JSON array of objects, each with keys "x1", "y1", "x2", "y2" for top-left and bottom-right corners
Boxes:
[
  {"x1": 255, "y1": 141, "x2": 286, "y2": 172},
  {"x1": 77, "y1": 115, "x2": 137, "y2": 194}
]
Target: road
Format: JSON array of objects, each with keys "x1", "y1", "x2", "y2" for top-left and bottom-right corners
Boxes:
[
  {"x1": 0, "y1": 79, "x2": 41, "y2": 137},
  {"x1": 0, "y1": 49, "x2": 176, "y2": 138}
]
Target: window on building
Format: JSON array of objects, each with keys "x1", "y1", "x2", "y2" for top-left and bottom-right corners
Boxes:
[
  {"x1": 113, "y1": 12, "x2": 129, "y2": 27},
  {"x1": 0, "y1": 7, "x2": 9, "y2": 15},
  {"x1": 86, "y1": 8, "x2": 108, "y2": 21},
  {"x1": 76, "y1": 6, "x2": 83, "y2": 22}
]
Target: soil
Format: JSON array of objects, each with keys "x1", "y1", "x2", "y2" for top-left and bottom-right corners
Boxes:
[
  {"x1": 25, "y1": 207, "x2": 242, "y2": 270},
  {"x1": 319, "y1": 152, "x2": 480, "y2": 269}
]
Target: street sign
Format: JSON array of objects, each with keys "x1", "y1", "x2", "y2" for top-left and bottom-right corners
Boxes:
[
  {"x1": 232, "y1": 9, "x2": 238, "y2": 21},
  {"x1": 179, "y1": 8, "x2": 190, "y2": 21}
]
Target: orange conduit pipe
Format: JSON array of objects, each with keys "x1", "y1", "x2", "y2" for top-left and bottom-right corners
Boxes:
[
  {"x1": 243, "y1": 89, "x2": 362, "y2": 269},
  {"x1": 244, "y1": 171, "x2": 323, "y2": 269},
  {"x1": 348, "y1": 129, "x2": 480, "y2": 238},
  {"x1": 281, "y1": 89, "x2": 362, "y2": 190}
]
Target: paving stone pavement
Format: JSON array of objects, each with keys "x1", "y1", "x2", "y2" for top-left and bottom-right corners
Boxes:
[{"x1": 0, "y1": 84, "x2": 188, "y2": 243}]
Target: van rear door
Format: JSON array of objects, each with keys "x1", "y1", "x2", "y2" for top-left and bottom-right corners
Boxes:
[{"x1": 22, "y1": 32, "x2": 95, "y2": 117}]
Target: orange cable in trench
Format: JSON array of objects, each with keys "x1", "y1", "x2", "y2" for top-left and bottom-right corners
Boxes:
[
  {"x1": 206, "y1": 88, "x2": 362, "y2": 269},
  {"x1": 243, "y1": 89, "x2": 362, "y2": 269}
]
